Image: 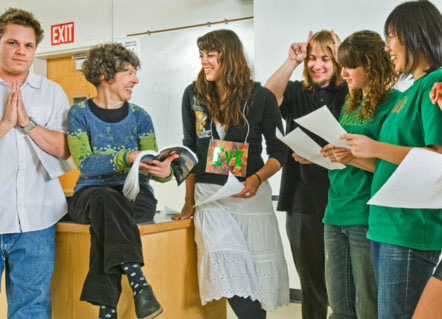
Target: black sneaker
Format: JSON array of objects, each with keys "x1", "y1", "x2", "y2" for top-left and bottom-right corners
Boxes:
[{"x1": 134, "y1": 284, "x2": 163, "y2": 319}]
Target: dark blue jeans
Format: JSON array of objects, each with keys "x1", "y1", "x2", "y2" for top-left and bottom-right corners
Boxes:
[
  {"x1": 0, "y1": 226, "x2": 55, "y2": 319},
  {"x1": 371, "y1": 241, "x2": 441, "y2": 319},
  {"x1": 324, "y1": 224, "x2": 377, "y2": 319}
]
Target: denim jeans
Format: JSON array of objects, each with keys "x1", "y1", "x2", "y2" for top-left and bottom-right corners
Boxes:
[
  {"x1": 324, "y1": 224, "x2": 377, "y2": 319},
  {"x1": 371, "y1": 241, "x2": 441, "y2": 319},
  {"x1": 0, "y1": 225, "x2": 55, "y2": 319}
]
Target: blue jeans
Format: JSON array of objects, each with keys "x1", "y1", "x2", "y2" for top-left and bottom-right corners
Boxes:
[
  {"x1": 371, "y1": 241, "x2": 441, "y2": 319},
  {"x1": 0, "y1": 226, "x2": 55, "y2": 319},
  {"x1": 324, "y1": 224, "x2": 377, "y2": 319}
]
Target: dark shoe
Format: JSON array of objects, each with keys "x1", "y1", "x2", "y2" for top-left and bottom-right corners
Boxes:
[{"x1": 134, "y1": 285, "x2": 163, "y2": 319}]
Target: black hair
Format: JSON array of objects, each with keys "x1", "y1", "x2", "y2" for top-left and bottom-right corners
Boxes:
[{"x1": 384, "y1": 0, "x2": 442, "y2": 76}]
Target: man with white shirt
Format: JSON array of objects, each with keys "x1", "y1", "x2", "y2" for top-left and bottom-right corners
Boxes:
[{"x1": 0, "y1": 8, "x2": 70, "y2": 318}]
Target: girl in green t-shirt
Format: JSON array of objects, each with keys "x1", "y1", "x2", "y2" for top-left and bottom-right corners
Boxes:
[
  {"x1": 338, "y1": 2, "x2": 442, "y2": 318},
  {"x1": 320, "y1": 30, "x2": 398, "y2": 319}
]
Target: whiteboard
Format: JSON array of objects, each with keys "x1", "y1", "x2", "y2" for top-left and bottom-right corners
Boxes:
[
  {"x1": 121, "y1": 19, "x2": 254, "y2": 149},
  {"x1": 114, "y1": 21, "x2": 255, "y2": 213}
]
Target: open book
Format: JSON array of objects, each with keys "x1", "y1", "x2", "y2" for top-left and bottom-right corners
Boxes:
[{"x1": 123, "y1": 146, "x2": 198, "y2": 201}]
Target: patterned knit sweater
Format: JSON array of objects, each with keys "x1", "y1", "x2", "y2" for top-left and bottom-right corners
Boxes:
[{"x1": 67, "y1": 100, "x2": 169, "y2": 192}]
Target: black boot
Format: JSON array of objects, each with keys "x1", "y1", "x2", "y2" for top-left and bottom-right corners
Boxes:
[{"x1": 134, "y1": 284, "x2": 163, "y2": 319}]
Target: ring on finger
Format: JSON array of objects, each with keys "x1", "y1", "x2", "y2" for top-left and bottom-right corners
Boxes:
[{"x1": 245, "y1": 192, "x2": 251, "y2": 197}]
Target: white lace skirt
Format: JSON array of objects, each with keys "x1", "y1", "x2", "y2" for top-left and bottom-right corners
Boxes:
[{"x1": 194, "y1": 181, "x2": 290, "y2": 310}]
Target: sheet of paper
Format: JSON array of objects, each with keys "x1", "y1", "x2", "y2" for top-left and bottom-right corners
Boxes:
[
  {"x1": 163, "y1": 206, "x2": 180, "y2": 215},
  {"x1": 294, "y1": 105, "x2": 348, "y2": 148},
  {"x1": 194, "y1": 172, "x2": 245, "y2": 207},
  {"x1": 28, "y1": 137, "x2": 75, "y2": 179},
  {"x1": 368, "y1": 148, "x2": 442, "y2": 209},
  {"x1": 123, "y1": 151, "x2": 152, "y2": 201},
  {"x1": 276, "y1": 128, "x2": 345, "y2": 170}
]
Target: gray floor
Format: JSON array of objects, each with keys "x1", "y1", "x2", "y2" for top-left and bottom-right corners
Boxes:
[{"x1": 227, "y1": 303, "x2": 302, "y2": 319}]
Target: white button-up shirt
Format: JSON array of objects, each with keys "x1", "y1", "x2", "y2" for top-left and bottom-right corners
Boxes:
[{"x1": 0, "y1": 71, "x2": 70, "y2": 234}]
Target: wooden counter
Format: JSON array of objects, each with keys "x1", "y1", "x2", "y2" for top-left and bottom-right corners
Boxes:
[{"x1": 0, "y1": 214, "x2": 226, "y2": 319}]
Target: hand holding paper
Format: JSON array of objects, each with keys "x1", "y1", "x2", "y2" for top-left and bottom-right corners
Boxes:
[
  {"x1": 291, "y1": 152, "x2": 313, "y2": 164},
  {"x1": 276, "y1": 128, "x2": 345, "y2": 170},
  {"x1": 294, "y1": 105, "x2": 348, "y2": 148},
  {"x1": 341, "y1": 133, "x2": 378, "y2": 158},
  {"x1": 321, "y1": 144, "x2": 354, "y2": 164},
  {"x1": 194, "y1": 172, "x2": 245, "y2": 207}
]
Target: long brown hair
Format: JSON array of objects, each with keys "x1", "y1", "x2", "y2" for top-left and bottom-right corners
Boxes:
[
  {"x1": 338, "y1": 30, "x2": 397, "y2": 119},
  {"x1": 195, "y1": 29, "x2": 254, "y2": 126},
  {"x1": 302, "y1": 30, "x2": 344, "y2": 90}
]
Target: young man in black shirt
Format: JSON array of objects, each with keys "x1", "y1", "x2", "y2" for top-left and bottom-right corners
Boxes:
[{"x1": 265, "y1": 30, "x2": 347, "y2": 319}]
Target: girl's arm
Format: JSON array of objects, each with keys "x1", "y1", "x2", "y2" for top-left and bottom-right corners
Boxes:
[{"x1": 341, "y1": 133, "x2": 442, "y2": 164}]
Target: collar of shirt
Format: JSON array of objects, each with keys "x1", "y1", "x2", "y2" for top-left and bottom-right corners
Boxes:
[
  {"x1": 0, "y1": 71, "x2": 41, "y2": 89},
  {"x1": 310, "y1": 82, "x2": 341, "y2": 94}
]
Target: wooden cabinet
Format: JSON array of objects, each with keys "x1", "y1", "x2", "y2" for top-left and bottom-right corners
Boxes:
[
  {"x1": 51, "y1": 218, "x2": 226, "y2": 318},
  {"x1": 0, "y1": 218, "x2": 226, "y2": 319}
]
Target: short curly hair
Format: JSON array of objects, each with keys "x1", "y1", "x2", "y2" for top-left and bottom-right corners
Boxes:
[
  {"x1": 0, "y1": 8, "x2": 44, "y2": 46},
  {"x1": 82, "y1": 43, "x2": 140, "y2": 88}
]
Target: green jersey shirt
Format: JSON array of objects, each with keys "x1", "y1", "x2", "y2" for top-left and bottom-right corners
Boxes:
[
  {"x1": 324, "y1": 90, "x2": 400, "y2": 226},
  {"x1": 368, "y1": 69, "x2": 442, "y2": 250}
]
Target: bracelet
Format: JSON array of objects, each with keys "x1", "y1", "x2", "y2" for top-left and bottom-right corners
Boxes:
[
  {"x1": 253, "y1": 173, "x2": 262, "y2": 185},
  {"x1": 22, "y1": 117, "x2": 37, "y2": 133}
]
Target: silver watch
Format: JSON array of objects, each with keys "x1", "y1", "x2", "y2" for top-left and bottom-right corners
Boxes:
[{"x1": 22, "y1": 117, "x2": 37, "y2": 133}]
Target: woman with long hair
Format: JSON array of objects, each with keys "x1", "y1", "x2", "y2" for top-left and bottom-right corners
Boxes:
[
  {"x1": 340, "y1": 2, "x2": 442, "y2": 318},
  {"x1": 173, "y1": 29, "x2": 289, "y2": 318},
  {"x1": 321, "y1": 30, "x2": 399, "y2": 318}
]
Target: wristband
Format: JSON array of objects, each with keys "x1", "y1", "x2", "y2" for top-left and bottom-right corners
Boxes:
[
  {"x1": 22, "y1": 117, "x2": 37, "y2": 133},
  {"x1": 253, "y1": 173, "x2": 262, "y2": 185}
]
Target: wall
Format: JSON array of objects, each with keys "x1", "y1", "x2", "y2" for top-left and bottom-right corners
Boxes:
[
  {"x1": 254, "y1": 0, "x2": 442, "y2": 83},
  {"x1": 0, "y1": 0, "x2": 252, "y2": 56}
]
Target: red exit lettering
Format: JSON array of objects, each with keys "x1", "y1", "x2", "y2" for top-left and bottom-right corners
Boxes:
[{"x1": 51, "y1": 22, "x2": 74, "y2": 46}]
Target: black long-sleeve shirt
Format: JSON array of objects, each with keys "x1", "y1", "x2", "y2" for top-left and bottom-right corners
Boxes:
[
  {"x1": 277, "y1": 80, "x2": 348, "y2": 215},
  {"x1": 182, "y1": 82, "x2": 287, "y2": 186}
]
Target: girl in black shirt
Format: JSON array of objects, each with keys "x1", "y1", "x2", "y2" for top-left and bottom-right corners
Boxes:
[{"x1": 173, "y1": 29, "x2": 289, "y2": 318}]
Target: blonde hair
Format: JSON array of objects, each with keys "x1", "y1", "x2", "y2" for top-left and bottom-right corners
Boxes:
[{"x1": 302, "y1": 30, "x2": 343, "y2": 90}]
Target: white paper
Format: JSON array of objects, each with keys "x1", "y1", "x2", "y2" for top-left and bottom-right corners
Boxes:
[
  {"x1": 28, "y1": 137, "x2": 75, "y2": 179},
  {"x1": 123, "y1": 150, "x2": 155, "y2": 201},
  {"x1": 276, "y1": 128, "x2": 345, "y2": 170},
  {"x1": 294, "y1": 105, "x2": 348, "y2": 148},
  {"x1": 194, "y1": 172, "x2": 245, "y2": 207},
  {"x1": 368, "y1": 148, "x2": 442, "y2": 209},
  {"x1": 163, "y1": 206, "x2": 180, "y2": 215}
]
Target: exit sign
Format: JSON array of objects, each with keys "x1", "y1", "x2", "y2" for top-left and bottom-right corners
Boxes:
[{"x1": 51, "y1": 22, "x2": 74, "y2": 46}]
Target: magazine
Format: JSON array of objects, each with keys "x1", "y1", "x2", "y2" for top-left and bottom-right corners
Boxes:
[{"x1": 123, "y1": 145, "x2": 198, "y2": 201}]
